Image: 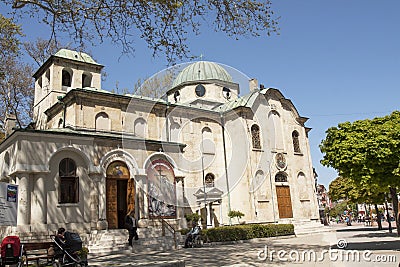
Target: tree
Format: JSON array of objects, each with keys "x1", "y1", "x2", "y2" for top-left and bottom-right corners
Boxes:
[
  {"x1": 328, "y1": 176, "x2": 386, "y2": 229},
  {"x1": 0, "y1": 14, "x2": 34, "y2": 130},
  {"x1": 228, "y1": 210, "x2": 244, "y2": 224},
  {"x1": 5, "y1": 0, "x2": 279, "y2": 62},
  {"x1": 328, "y1": 176, "x2": 360, "y2": 203},
  {"x1": 0, "y1": 13, "x2": 21, "y2": 60},
  {"x1": 0, "y1": 59, "x2": 34, "y2": 129},
  {"x1": 184, "y1": 212, "x2": 201, "y2": 225},
  {"x1": 132, "y1": 68, "x2": 177, "y2": 98},
  {"x1": 23, "y1": 38, "x2": 64, "y2": 67},
  {"x1": 327, "y1": 200, "x2": 349, "y2": 219},
  {"x1": 320, "y1": 111, "x2": 400, "y2": 235}
]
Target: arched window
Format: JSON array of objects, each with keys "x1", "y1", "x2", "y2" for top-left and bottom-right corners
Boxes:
[
  {"x1": 62, "y1": 70, "x2": 72, "y2": 87},
  {"x1": 205, "y1": 173, "x2": 215, "y2": 187},
  {"x1": 222, "y1": 87, "x2": 231, "y2": 99},
  {"x1": 45, "y1": 69, "x2": 50, "y2": 87},
  {"x1": 170, "y1": 122, "x2": 180, "y2": 142},
  {"x1": 82, "y1": 72, "x2": 92, "y2": 87},
  {"x1": 134, "y1": 118, "x2": 147, "y2": 137},
  {"x1": 292, "y1": 131, "x2": 301, "y2": 153},
  {"x1": 37, "y1": 77, "x2": 42, "y2": 89},
  {"x1": 173, "y1": 91, "x2": 180, "y2": 102},
  {"x1": 275, "y1": 172, "x2": 287, "y2": 182},
  {"x1": 95, "y1": 112, "x2": 110, "y2": 131},
  {"x1": 59, "y1": 158, "x2": 79, "y2": 203},
  {"x1": 201, "y1": 127, "x2": 214, "y2": 154},
  {"x1": 251, "y1": 170, "x2": 265, "y2": 192},
  {"x1": 251, "y1": 124, "x2": 261, "y2": 149},
  {"x1": 58, "y1": 118, "x2": 63, "y2": 128},
  {"x1": 268, "y1": 111, "x2": 283, "y2": 150}
]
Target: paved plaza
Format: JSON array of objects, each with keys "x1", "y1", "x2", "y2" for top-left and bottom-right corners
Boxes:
[{"x1": 88, "y1": 223, "x2": 400, "y2": 267}]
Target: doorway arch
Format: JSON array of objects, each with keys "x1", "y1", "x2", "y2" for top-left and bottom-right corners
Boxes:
[{"x1": 106, "y1": 161, "x2": 135, "y2": 229}]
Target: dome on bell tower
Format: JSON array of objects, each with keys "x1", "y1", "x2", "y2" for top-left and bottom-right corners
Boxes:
[{"x1": 172, "y1": 61, "x2": 233, "y2": 88}]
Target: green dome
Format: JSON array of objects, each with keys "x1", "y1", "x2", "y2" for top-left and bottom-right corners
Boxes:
[{"x1": 172, "y1": 61, "x2": 233, "y2": 87}]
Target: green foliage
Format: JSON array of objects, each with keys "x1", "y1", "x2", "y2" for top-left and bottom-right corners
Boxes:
[
  {"x1": 320, "y1": 111, "x2": 400, "y2": 234},
  {"x1": 77, "y1": 246, "x2": 89, "y2": 257},
  {"x1": 179, "y1": 228, "x2": 190, "y2": 235},
  {"x1": 0, "y1": 14, "x2": 22, "y2": 59},
  {"x1": 228, "y1": 210, "x2": 244, "y2": 219},
  {"x1": 228, "y1": 210, "x2": 245, "y2": 224},
  {"x1": 202, "y1": 224, "x2": 294, "y2": 242},
  {"x1": 328, "y1": 176, "x2": 385, "y2": 205},
  {"x1": 184, "y1": 213, "x2": 201, "y2": 223},
  {"x1": 0, "y1": 14, "x2": 34, "y2": 129},
  {"x1": 327, "y1": 200, "x2": 349, "y2": 218},
  {"x1": 320, "y1": 111, "x2": 400, "y2": 188}
]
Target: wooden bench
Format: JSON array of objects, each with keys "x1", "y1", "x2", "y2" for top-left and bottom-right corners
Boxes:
[{"x1": 22, "y1": 242, "x2": 54, "y2": 267}]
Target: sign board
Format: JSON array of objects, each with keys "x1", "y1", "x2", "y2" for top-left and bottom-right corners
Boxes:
[{"x1": 0, "y1": 182, "x2": 18, "y2": 226}]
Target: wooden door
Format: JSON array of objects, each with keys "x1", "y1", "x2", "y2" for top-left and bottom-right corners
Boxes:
[
  {"x1": 106, "y1": 179, "x2": 118, "y2": 228},
  {"x1": 127, "y1": 178, "x2": 135, "y2": 213},
  {"x1": 106, "y1": 161, "x2": 133, "y2": 229},
  {"x1": 276, "y1": 186, "x2": 293, "y2": 218}
]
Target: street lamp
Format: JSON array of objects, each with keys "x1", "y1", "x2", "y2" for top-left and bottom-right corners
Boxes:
[{"x1": 267, "y1": 160, "x2": 277, "y2": 223}]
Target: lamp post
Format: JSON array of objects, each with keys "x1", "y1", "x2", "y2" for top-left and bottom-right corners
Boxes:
[
  {"x1": 267, "y1": 160, "x2": 277, "y2": 223},
  {"x1": 200, "y1": 137, "x2": 208, "y2": 228}
]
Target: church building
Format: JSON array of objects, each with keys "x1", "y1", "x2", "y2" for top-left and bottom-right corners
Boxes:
[{"x1": 0, "y1": 49, "x2": 319, "y2": 235}]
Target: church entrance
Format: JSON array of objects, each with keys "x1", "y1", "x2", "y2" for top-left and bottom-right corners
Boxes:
[
  {"x1": 106, "y1": 161, "x2": 135, "y2": 229},
  {"x1": 276, "y1": 186, "x2": 293, "y2": 219}
]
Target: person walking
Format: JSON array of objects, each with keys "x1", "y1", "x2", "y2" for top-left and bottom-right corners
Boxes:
[{"x1": 125, "y1": 210, "x2": 138, "y2": 246}]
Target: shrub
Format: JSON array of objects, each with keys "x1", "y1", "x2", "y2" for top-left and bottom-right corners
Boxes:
[
  {"x1": 179, "y1": 228, "x2": 190, "y2": 235},
  {"x1": 228, "y1": 210, "x2": 245, "y2": 224},
  {"x1": 184, "y1": 213, "x2": 201, "y2": 223},
  {"x1": 202, "y1": 223, "x2": 294, "y2": 243}
]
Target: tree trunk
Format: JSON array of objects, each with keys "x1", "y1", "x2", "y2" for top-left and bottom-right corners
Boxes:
[
  {"x1": 385, "y1": 198, "x2": 392, "y2": 233},
  {"x1": 389, "y1": 187, "x2": 400, "y2": 236},
  {"x1": 374, "y1": 204, "x2": 382, "y2": 230}
]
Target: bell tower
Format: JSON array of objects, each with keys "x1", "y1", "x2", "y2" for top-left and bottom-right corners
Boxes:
[{"x1": 32, "y1": 49, "x2": 104, "y2": 129}]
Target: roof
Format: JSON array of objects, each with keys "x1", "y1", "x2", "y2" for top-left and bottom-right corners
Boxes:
[
  {"x1": 3, "y1": 126, "x2": 186, "y2": 148},
  {"x1": 54, "y1": 49, "x2": 101, "y2": 66},
  {"x1": 215, "y1": 90, "x2": 260, "y2": 112},
  {"x1": 33, "y1": 49, "x2": 103, "y2": 78},
  {"x1": 172, "y1": 61, "x2": 233, "y2": 88}
]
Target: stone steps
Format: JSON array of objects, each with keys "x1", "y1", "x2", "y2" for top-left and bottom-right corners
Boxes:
[
  {"x1": 292, "y1": 220, "x2": 332, "y2": 235},
  {"x1": 87, "y1": 227, "x2": 181, "y2": 254}
]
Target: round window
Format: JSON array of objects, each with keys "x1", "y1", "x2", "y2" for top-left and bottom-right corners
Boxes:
[{"x1": 195, "y1": 84, "x2": 206, "y2": 97}]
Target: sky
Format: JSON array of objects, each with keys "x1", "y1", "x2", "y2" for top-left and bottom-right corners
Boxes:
[{"x1": 2, "y1": 0, "x2": 400, "y2": 188}]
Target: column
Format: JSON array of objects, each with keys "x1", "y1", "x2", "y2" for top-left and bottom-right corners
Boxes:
[
  {"x1": 16, "y1": 174, "x2": 30, "y2": 225},
  {"x1": 90, "y1": 174, "x2": 101, "y2": 229},
  {"x1": 206, "y1": 203, "x2": 212, "y2": 228},
  {"x1": 176, "y1": 177, "x2": 187, "y2": 228},
  {"x1": 32, "y1": 174, "x2": 47, "y2": 224},
  {"x1": 139, "y1": 174, "x2": 148, "y2": 219},
  {"x1": 96, "y1": 174, "x2": 108, "y2": 230}
]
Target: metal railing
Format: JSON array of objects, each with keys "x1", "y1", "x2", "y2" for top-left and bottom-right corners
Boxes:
[{"x1": 158, "y1": 218, "x2": 178, "y2": 249}]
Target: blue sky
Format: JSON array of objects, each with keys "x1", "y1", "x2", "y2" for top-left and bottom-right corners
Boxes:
[{"x1": 3, "y1": 1, "x2": 400, "y2": 187}]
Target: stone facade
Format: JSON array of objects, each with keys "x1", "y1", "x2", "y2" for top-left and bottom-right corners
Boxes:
[{"x1": 0, "y1": 49, "x2": 319, "y2": 235}]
